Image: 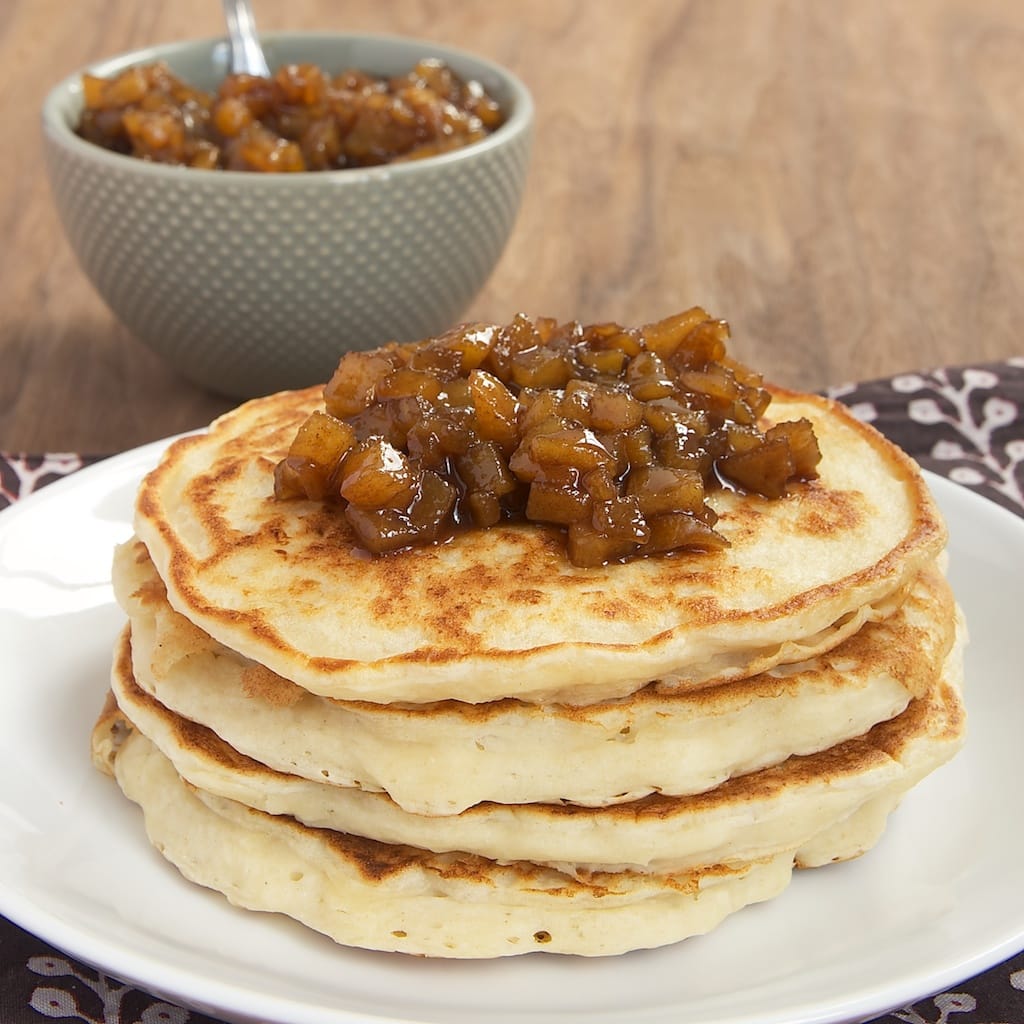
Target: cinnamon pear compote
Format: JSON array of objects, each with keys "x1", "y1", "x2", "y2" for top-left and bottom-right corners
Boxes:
[
  {"x1": 274, "y1": 308, "x2": 822, "y2": 566},
  {"x1": 77, "y1": 58, "x2": 503, "y2": 172}
]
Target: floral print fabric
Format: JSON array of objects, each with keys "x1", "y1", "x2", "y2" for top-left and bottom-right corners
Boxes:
[{"x1": 825, "y1": 359, "x2": 1024, "y2": 517}]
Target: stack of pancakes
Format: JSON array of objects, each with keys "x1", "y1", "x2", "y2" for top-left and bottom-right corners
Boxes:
[{"x1": 92, "y1": 384, "x2": 965, "y2": 958}]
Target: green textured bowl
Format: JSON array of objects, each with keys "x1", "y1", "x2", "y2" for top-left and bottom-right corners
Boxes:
[{"x1": 42, "y1": 32, "x2": 533, "y2": 398}]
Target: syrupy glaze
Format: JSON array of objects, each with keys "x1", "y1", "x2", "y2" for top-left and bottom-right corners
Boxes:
[{"x1": 274, "y1": 308, "x2": 822, "y2": 566}]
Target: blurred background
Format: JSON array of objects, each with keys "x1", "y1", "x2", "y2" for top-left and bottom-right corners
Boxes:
[{"x1": 2, "y1": 0, "x2": 1021, "y2": 450}]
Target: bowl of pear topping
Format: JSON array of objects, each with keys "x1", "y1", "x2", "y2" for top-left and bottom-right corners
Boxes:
[{"x1": 41, "y1": 31, "x2": 533, "y2": 398}]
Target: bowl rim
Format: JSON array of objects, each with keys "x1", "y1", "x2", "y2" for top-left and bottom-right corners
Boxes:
[{"x1": 41, "y1": 29, "x2": 534, "y2": 184}]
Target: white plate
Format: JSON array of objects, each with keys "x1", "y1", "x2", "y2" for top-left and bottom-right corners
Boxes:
[{"x1": 0, "y1": 446, "x2": 1022, "y2": 1024}]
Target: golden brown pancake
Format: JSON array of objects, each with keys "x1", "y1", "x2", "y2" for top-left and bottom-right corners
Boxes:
[
  {"x1": 133, "y1": 386, "x2": 946, "y2": 705},
  {"x1": 114, "y1": 540, "x2": 957, "y2": 813},
  {"x1": 104, "y1": 622, "x2": 966, "y2": 874}
]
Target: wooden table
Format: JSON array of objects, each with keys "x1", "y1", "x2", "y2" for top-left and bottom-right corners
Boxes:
[{"x1": 2, "y1": 0, "x2": 1022, "y2": 453}]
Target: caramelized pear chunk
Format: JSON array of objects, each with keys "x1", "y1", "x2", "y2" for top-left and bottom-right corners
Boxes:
[
  {"x1": 526, "y1": 480, "x2": 591, "y2": 525},
  {"x1": 287, "y1": 410, "x2": 356, "y2": 466},
  {"x1": 274, "y1": 309, "x2": 822, "y2": 563},
  {"x1": 274, "y1": 457, "x2": 329, "y2": 502},
  {"x1": 338, "y1": 439, "x2": 417, "y2": 509},
  {"x1": 468, "y1": 370, "x2": 519, "y2": 451},
  {"x1": 273, "y1": 411, "x2": 356, "y2": 500},
  {"x1": 626, "y1": 466, "x2": 705, "y2": 517},
  {"x1": 647, "y1": 512, "x2": 728, "y2": 554},
  {"x1": 766, "y1": 418, "x2": 822, "y2": 477},
  {"x1": 324, "y1": 350, "x2": 397, "y2": 417}
]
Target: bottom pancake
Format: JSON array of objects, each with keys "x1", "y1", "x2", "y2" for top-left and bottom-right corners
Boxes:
[
  {"x1": 92, "y1": 724, "x2": 831, "y2": 958},
  {"x1": 92, "y1": 675, "x2": 966, "y2": 958}
]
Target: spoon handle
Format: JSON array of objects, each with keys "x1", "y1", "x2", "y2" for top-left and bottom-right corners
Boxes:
[{"x1": 221, "y1": 0, "x2": 271, "y2": 77}]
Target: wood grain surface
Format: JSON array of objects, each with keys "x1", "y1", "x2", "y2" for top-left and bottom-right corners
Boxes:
[{"x1": 2, "y1": 0, "x2": 1022, "y2": 452}]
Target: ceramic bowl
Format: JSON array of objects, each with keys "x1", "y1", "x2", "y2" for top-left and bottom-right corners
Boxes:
[{"x1": 42, "y1": 32, "x2": 533, "y2": 398}]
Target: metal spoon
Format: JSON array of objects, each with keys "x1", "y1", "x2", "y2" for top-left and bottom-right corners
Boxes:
[{"x1": 221, "y1": 0, "x2": 271, "y2": 76}]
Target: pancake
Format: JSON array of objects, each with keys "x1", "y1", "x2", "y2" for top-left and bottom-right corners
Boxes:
[
  {"x1": 95, "y1": 722, "x2": 799, "y2": 958},
  {"x1": 133, "y1": 386, "x2": 947, "y2": 705},
  {"x1": 104, "y1": 623, "x2": 966, "y2": 873},
  {"x1": 114, "y1": 538, "x2": 956, "y2": 813}
]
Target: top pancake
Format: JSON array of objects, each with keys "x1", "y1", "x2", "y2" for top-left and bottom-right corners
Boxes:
[{"x1": 135, "y1": 386, "x2": 946, "y2": 704}]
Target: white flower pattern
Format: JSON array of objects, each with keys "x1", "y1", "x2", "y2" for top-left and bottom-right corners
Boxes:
[
  {"x1": 25, "y1": 956, "x2": 191, "y2": 1024},
  {"x1": 891, "y1": 992, "x2": 977, "y2": 1024},
  {"x1": 0, "y1": 453, "x2": 89, "y2": 510},
  {"x1": 827, "y1": 364, "x2": 1024, "y2": 515}
]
